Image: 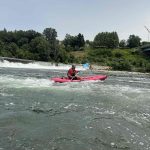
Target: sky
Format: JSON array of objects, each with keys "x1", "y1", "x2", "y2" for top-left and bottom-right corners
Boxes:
[{"x1": 0, "y1": 0, "x2": 150, "y2": 41}]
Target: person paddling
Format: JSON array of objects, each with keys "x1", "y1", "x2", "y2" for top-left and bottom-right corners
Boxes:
[{"x1": 67, "y1": 65, "x2": 81, "y2": 80}]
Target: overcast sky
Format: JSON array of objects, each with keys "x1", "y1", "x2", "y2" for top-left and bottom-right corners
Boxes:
[{"x1": 0, "y1": 0, "x2": 150, "y2": 41}]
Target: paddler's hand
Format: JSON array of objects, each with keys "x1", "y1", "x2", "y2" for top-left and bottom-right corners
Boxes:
[{"x1": 72, "y1": 76, "x2": 75, "y2": 79}]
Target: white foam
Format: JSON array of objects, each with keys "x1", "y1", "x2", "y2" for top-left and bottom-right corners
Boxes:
[
  {"x1": 0, "y1": 93, "x2": 14, "y2": 97},
  {"x1": 0, "y1": 75, "x2": 52, "y2": 88},
  {"x1": 0, "y1": 75, "x2": 98, "y2": 92},
  {"x1": 0, "y1": 60, "x2": 85, "y2": 71},
  {"x1": 64, "y1": 103, "x2": 79, "y2": 109},
  {"x1": 5, "y1": 102, "x2": 15, "y2": 106}
]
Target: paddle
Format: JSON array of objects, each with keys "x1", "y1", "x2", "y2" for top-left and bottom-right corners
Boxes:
[
  {"x1": 82, "y1": 63, "x2": 94, "y2": 75},
  {"x1": 71, "y1": 71, "x2": 80, "y2": 80}
]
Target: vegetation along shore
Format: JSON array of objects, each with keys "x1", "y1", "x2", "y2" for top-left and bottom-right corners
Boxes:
[{"x1": 0, "y1": 27, "x2": 150, "y2": 73}]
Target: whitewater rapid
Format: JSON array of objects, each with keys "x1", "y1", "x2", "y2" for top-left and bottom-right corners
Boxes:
[{"x1": 0, "y1": 60, "x2": 85, "y2": 70}]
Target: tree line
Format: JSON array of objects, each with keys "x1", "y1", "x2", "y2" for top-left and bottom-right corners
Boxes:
[{"x1": 0, "y1": 27, "x2": 148, "y2": 63}]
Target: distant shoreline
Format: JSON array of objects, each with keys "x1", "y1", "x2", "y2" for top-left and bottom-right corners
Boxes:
[{"x1": 0, "y1": 57, "x2": 150, "y2": 75}]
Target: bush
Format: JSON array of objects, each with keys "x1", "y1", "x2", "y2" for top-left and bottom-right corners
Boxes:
[
  {"x1": 111, "y1": 59, "x2": 132, "y2": 71},
  {"x1": 114, "y1": 51, "x2": 123, "y2": 58}
]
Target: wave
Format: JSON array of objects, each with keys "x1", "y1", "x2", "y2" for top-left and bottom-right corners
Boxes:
[
  {"x1": 0, "y1": 74, "x2": 149, "y2": 97},
  {"x1": 0, "y1": 60, "x2": 85, "y2": 70},
  {"x1": 0, "y1": 74, "x2": 105, "y2": 92},
  {"x1": 0, "y1": 75, "x2": 52, "y2": 88}
]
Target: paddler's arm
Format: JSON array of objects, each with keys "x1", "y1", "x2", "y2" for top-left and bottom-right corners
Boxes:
[
  {"x1": 74, "y1": 71, "x2": 82, "y2": 80},
  {"x1": 67, "y1": 71, "x2": 73, "y2": 79}
]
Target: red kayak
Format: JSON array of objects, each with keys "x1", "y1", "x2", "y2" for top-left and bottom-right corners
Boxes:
[{"x1": 51, "y1": 75, "x2": 107, "y2": 83}]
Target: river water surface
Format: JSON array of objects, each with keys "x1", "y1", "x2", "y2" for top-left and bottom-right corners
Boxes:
[{"x1": 0, "y1": 61, "x2": 150, "y2": 150}]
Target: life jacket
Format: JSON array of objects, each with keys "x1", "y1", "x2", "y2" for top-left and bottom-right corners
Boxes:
[{"x1": 67, "y1": 68, "x2": 78, "y2": 77}]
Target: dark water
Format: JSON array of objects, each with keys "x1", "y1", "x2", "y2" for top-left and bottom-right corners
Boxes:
[{"x1": 0, "y1": 67, "x2": 150, "y2": 150}]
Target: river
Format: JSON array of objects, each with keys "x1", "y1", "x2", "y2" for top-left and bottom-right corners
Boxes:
[{"x1": 0, "y1": 60, "x2": 150, "y2": 150}]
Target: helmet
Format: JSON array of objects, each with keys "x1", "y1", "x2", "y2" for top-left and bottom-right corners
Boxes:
[{"x1": 72, "y1": 64, "x2": 76, "y2": 69}]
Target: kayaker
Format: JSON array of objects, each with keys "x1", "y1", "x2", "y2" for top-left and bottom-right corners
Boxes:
[{"x1": 67, "y1": 65, "x2": 81, "y2": 80}]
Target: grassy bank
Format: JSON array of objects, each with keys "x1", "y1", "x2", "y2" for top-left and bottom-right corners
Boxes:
[{"x1": 71, "y1": 48, "x2": 150, "y2": 73}]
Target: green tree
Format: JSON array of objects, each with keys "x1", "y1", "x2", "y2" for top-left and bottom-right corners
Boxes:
[
  {"x1": 5, "y1": 42, "x2": 19, "y2": 56},
  {"x1": 119, "y1": 40, "x2": 126, "y2": 48},
  {"x1": 93, "y1": 32, "x2": 119, "y2": 48},
  {"x1": 17, "y1": 37, "x2": 29, "y2": 47},
  {"x1": 63, "y1": 33, "x2": 85, "y2": 51},
  {"x1": 0, "y1": 40, "x2": 4, "y2": 54},
  {"x1": 43, "y1": 28, "x2": 57, "y2": 47},
  {"x1": 76, "y1": 33, "x2": 85, "y2": 49},
  {"x1": 63, "y1": 34, "x2": 75, "y2": 50},
  {"x1": 127, "y1": 35, "x2": 141, "y2": 48},
  {"x1": 43, "y1": 28, "x2": 58, "y2": 60},
  {"x1": 25, "y1": 30, "x2": 41, "y2": 42},
  {"x1": 30, "y1": 37, "x2": 50, "y2": 61},
  {"x1": 0, "y1": 28, "x2": 8, "y2": 42}
]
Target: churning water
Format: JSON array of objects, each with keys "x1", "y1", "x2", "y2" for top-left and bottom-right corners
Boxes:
[{"x1": 0, "y1": 61, "x2": 150, "y2": 150}]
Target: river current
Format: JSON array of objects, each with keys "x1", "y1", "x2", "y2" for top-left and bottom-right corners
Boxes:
[{"x1": 0, "y1": 61, "x2": 150, "y2": 150}]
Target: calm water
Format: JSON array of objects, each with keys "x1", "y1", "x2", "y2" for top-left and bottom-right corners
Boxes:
[{"x1": 0, "y1": 64, "x2": 150, "y2": 150}]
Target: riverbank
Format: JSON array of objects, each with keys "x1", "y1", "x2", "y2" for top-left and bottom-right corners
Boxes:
[
  {"x1": 0, "y1": 57, "x2": 150, "y2": 78},
  {"x1": 85, "y1": 64, "x2": 150, "y2": 77}
]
